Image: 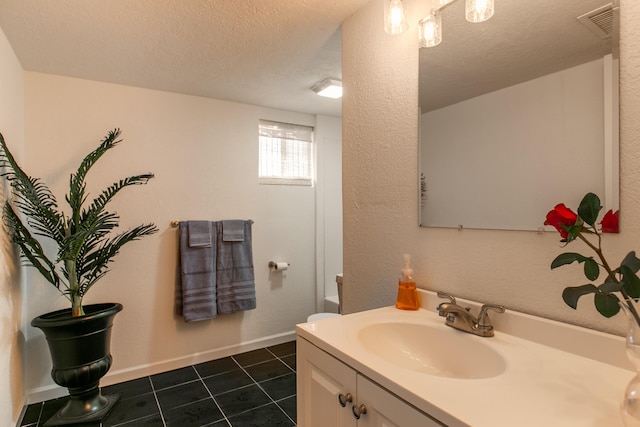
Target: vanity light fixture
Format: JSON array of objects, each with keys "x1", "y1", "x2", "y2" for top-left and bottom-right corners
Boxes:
[
  {"x1": 414, "y1": 0, "x2": 495, "y2": 48},
  {"x1": 311, "y1": 78, "x2": 343, "y2": 99},
  {"x1": 384, "y1": 0, "x2": 409, "y2": 35},
  {"x1": 465, "y1": 0, "x2": 494, "y2": 23},
  {"x1": 418, "y1": 10, "x2": 442, "y2": 48}
]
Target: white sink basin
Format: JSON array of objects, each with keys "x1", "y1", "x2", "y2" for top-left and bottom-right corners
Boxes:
[{"x1": 357, "y1": 321, "x2": 506, "y2": 379}]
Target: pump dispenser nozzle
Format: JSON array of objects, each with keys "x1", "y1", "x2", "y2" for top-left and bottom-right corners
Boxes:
[{"x1": 402, "y1": 254, "x2": 414, "y2": 279}]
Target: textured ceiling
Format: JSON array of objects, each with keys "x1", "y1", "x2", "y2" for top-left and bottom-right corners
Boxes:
[
  {"x1": 0, "y1": 0, "x2": 372, "y2": 117},
  {"x1": 0, "y1": 1, "x2": 616, "y2": 118},
  {"x1": 419, "y1": 0, "x2": 615, "y2": 112}
]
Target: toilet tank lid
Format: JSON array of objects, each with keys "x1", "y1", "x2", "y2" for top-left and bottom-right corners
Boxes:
[{"x1": 336, "y1": 274, "x2": 343, "y2": 284}]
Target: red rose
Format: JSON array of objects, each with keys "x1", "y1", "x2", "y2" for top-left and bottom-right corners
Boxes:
[
  {"x1": 600, "y1": 209, "x2": 619, "y2": 233},
  {"x1": 544, "y1": 203, "x2": 578, "y2": 239}
]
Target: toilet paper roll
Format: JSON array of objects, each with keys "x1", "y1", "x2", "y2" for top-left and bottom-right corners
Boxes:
[{"x1": 274, "y1": 262, "x2": 289, "y2": 271}]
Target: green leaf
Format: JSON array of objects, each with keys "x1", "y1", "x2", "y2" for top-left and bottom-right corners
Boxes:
[
  {"x1": 583, "y1": 258, "x2": 600, "y2": 281},
  {"x1": 621, "y1": 251, "x2": 640, "y2": 274},
  {"x1": 594, "y1": 293, "x2": 620, "y2": 317},
  {"x1": 599, "y1": 278, "x2": 623, "y2": 294},
  {"x1": 578, "y1": 193, "x2": 601, "y2": 226},
  {"x1": 550, "y1": 253, "x2": 598, "y2": 280},
  {"x1": 551, "y1": 252, "x2": 590, "y2": 269},
  {"x1": 562, "y1": 284, "x2": 598, "y2": 309},
  {"x1": 621, "y1": 265, "x2": 640, "y2": 298}
]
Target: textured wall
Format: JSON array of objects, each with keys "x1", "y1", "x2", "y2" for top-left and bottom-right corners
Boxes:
[
  {"x1": 342, "y1": 0, "x2": 640, "y2": 335},
  {"x1": 0, "y1": 25, "x2": 25, "y2": 425}
]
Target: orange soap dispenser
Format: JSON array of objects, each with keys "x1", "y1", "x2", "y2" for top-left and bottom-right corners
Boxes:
[{"x1": 396, "y1": 254, "x2": 419, "y2": 310}]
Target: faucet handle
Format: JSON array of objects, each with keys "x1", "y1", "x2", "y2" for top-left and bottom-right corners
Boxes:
[
  {"x1": 436, "y1": 291, "x2": 456, "y2": 305},
  {"x1": 478, "y1": 304, "x2": 505, "y2": 329}
]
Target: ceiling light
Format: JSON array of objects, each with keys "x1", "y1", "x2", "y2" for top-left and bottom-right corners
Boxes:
[
  {"x1": 387, "y1": 0, "x2": 495, "y2": 48},
  {"x1": 384, "y1": 0, "x2": 409, "y2": 35},
  {"x1": 311, "y1": 79, "x2": 342, "y2": 99},
  {"x1": 466, "y1": 0, "x2": 494, "y2": 23},
  {"x1": 418, "y1": 10, "x2": 442, "y2": 48}
]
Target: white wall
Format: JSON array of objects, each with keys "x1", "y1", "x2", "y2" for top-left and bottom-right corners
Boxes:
[
  {"x1": 19, "y1": 72, "x2": 340, "y2": 401},
  {"x1": 420, "y1": 59, "x2": 605, "y2": 230},
  {"x1": 342, "y1": 0, "x2": 640, "y2": 335},
  {"x1": 0, "y1": 24, "x2": 25, "y2": 426},
  {"x1": 315, "y1": 115, "x2": 343, "y2": 306}
]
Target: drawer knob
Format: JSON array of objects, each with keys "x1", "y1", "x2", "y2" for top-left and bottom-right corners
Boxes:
[
  {"x1": 338, "y1": 392, "x2": 353, "y2": 407},
  {"x1": 352, "y1": 403, "x2": 367, "y2": 419}
]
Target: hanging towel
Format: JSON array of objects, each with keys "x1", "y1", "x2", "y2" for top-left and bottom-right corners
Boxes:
[
  {"x1": 178, "y1": 221, "x2": 217, "y2": 322},
  {"x1": 215, "y1": 220, "x2": 257, "y2": 314},
  {"x1": 222, "y1": 220, "x2": 245, "y2": 242},
  {"x1": 188, "y1": 221, "x2": 212, "y2": 247}
]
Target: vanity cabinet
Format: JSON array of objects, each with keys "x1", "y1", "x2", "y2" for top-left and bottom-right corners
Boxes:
[{"x1": 297, "y1": 337, "x2": 444, "y2": 427}]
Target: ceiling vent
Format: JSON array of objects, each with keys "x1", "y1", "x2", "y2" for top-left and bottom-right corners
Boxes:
[{"x1": 577, "y1": 3, "x2": 614, "y2": 39}]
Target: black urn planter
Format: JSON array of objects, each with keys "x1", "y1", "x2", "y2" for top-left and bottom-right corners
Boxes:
[{"x1": 31, "y1": 303, "x2": 123, "y2": 426}]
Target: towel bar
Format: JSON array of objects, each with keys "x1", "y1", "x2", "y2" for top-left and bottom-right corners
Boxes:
[{"x1": 170, "y1": 219, "x2": 254, "y2": 227}]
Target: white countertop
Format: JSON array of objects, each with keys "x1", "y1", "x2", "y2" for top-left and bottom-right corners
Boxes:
[{"x1": 296, "y1": 290, "x2": 634, "y2": 427}]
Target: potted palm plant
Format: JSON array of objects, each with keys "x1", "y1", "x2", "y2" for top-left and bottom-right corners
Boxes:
[{"x1": 0, "y1": 128, "x2": 158, "y2": 426}]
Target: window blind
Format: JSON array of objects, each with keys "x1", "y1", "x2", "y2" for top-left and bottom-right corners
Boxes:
[{"x1": 258, "y1": 120, "x2": 314, "y2": 186}]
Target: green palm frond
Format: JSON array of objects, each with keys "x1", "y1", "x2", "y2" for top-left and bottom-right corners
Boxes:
[
  {"x1": 0, "y1": 129, "x2": 158, "y2": 316},
  {"x1": 77, "y1": 223, "x2": 159, "y2": 293},
  {"x1": 81, "y1": 174, "x2": 154, "y2": 224},
  {"x1": 58, "y1": 210, "x2": 120, "y2": 261},
  {"x1": 3, "y1": 203, "x2": 61, "y2": 289},
  {"x1": 67, "y1": 129, "x2": 122, "y2": 225},
  {"x1": 0, "y1": 134, "x2": 65, "y2": 244},
  {"x1": 64, "y1": 211, "x2": 120, "y2": 259}
]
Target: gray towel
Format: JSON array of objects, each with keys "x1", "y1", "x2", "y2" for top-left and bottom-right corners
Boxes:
[
  {"x1": 188, "y1": 221, "x2": 212, "y2": 247},
  {"x1": 215, "y1": 220, "x2": 257, "y2": 314},
  {"x1": 222, "y1": 220, "x2": 245, "y2": 242},
  {"x1": 178, "y1": 221, "x2": 217, "y2": 321}
]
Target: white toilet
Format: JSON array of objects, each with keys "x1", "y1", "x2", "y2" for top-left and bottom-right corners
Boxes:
[{"x1": 307, "y1": 274, "x2": 343, "y2": 322}]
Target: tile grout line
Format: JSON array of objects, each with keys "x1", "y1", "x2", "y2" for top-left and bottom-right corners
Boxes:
[
  {"x1": 23, "y1": 343, "x2": 297, "y2": 427},
  {"x1": 271, "y1": 350, "x2": 297, "y2": 374},
  {"x1": 235, "y1": 349, "x2": 296, "y2": 373},
  {"x1": 216, "y1": 400, "x2": 284, "y2": 422},
  {"x1": 25, "y1": 402, "x2": 44, "y2": 427},
  {"x1": 35, "y1": 401, "x2": 44, "y2": 427},
  {"x1": 264, "y1": 347, "x2": 297, "y2": 425},
  {"x1": 194, "y1": 366, "x2": 232, "y2": 426},
  {"x1": 148, "y1": 375, "x2": 168, "y2": 427},
  {"x1": 228, "y1": 348, "x2": 296, "y2": 425}
]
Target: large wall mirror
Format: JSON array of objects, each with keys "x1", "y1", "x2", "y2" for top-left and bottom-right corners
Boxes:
[{"x1": 419, "y1": 0, "x2": 619, "y2": 231}]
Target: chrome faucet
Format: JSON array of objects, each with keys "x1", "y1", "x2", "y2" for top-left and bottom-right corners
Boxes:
[{"x1": 436, "y1": 291, "x2": 505, "y2": 337}]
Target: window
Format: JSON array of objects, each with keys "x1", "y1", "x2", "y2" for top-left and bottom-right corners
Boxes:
[{"x1": 259, "y1": 120, "x2": 314, "y2": 186}]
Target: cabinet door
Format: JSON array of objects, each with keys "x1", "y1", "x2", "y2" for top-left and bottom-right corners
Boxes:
[
  {"x1": 356, "y1": 375, "x2": 445, "y2": 427},
  {"x1": 297, "y1": 338, "x2": 357, "y2": 427}
]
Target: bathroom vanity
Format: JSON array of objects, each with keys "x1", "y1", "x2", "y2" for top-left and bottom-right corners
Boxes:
[
  {"x1": 297, "y1": 336, "x2": 441, "y2": 426},
  {"x1": 296, "y1": 290, "x2": 634, "y2": 426}
]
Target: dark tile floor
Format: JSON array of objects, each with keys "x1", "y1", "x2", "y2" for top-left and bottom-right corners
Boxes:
[{"x1": 20, "y1": 341, "x2": 297, "y2": 427}]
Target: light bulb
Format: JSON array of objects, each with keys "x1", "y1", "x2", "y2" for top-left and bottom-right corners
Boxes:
[
  {"x1": 418, "y1": 11, "x2": 442, "y2": 48},
  {"x1": 466, "y1": 0, "x2": 494, "y2": 23},
  {"x1": 385, "y1": 0, "x2": 409, "y2": 35}
]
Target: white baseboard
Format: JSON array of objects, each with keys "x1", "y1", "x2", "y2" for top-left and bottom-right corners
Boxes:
[{"x1": 26, "y1": 330, "x2": 296, "y2": 405}]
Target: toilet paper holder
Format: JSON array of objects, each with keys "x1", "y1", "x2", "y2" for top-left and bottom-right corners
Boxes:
[{"x1": 269, "y1": 261, "x2": 290, "y2": 270}]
